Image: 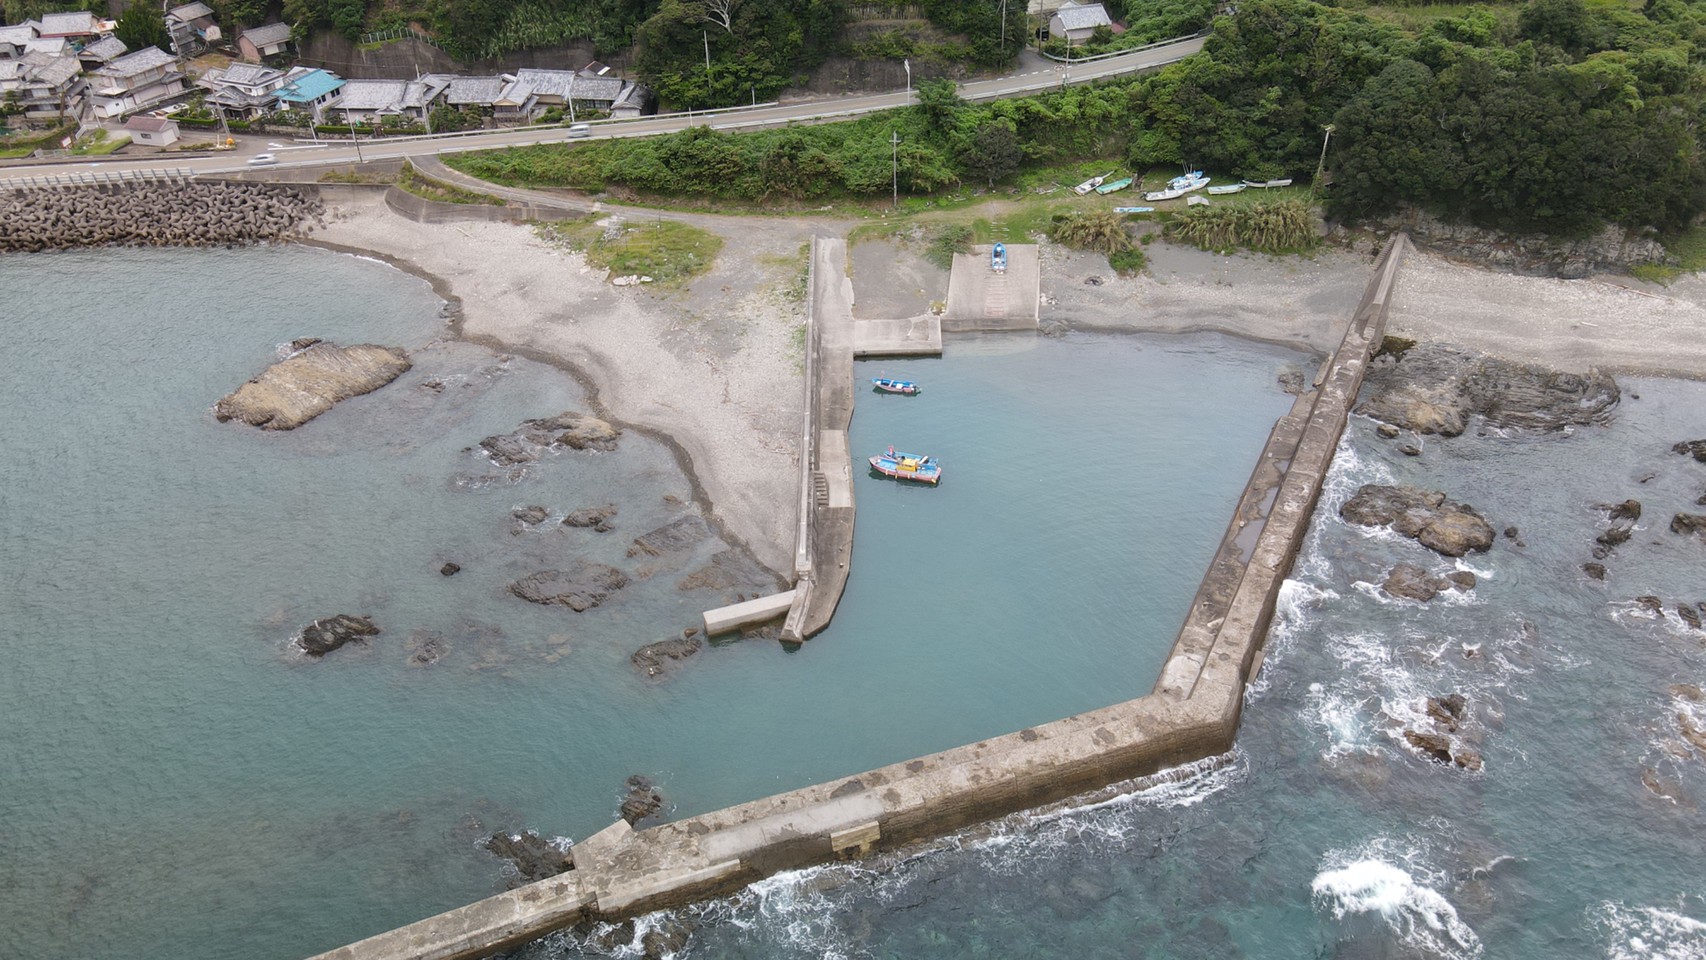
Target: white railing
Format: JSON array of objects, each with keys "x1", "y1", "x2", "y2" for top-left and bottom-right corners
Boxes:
[
  {"x1": 0, "y1": 167, "x2": 196, "y2": 189},
  {"x1": 1038, "y1": 32, "x2": 1205, "y2": 64}
]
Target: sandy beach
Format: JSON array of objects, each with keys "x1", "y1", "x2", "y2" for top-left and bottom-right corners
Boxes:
[
  {"x1": 310, "y1": 191, "x2": 1706, "y2": 576},
  {"x1": 312, "y1": 193, "x2": 818, "y2": 576}
]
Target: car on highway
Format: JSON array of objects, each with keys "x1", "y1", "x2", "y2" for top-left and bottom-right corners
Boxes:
[
  {"x1": 247, "y1": 153, "x2": 277, "y2": 165},
  {"x1": 567, "y1": 123, "x2": 591, "y2": 138}
]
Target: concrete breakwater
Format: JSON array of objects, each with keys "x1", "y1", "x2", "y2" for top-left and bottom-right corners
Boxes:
[
  {"x1": 306, "y1": 237, "x2": 1412, "y2": 960},
  {"x1": 0, "y1": 181, "x2": 323, "y2": 252}
]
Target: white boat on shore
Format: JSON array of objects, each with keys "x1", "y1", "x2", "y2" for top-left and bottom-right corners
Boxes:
[
  {"x1": 1143, "y1": 171, "x2": 1209, "y2": 202},
  {"x1": 1206, "y1": 184, "x2": 1246, "y2": 195},
  {"x1": 1241, "y1": 178, "x2": 1294, "y2": 189},
  {"x1": 1073, "y1": 171, "x2": 1115, "y2": 195}
]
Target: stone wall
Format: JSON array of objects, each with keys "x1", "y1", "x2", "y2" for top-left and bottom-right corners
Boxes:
[
  {"x1": 299, "y1": 32, "x2": 614, "y2": 80},
  {"x1": 1351, "y1": 206, "x2": 1666, "y2": 278}
]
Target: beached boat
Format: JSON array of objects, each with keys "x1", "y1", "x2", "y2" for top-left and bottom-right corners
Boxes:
[
  {"x1": 1094, "y1": 177, "x2": 1134, "y2": 195},
  {"x1": 1113, "y1": 206, "x2": 1155, "y2": 214},
  {"x1": 1241, "y1": 178, "x2": 1294, "y2": 189},
  {"x1": 1143, "y1": 171, "x2": 1209, "y2": 202},
  {"x1": 991, "y1": 242, "x2": 1007, "y2": 274},
  {"x1": 1206, "y1": 184, "x2": 1246, "y2": 195},
  {"x1": 869, "y1": 446, "x2": 941, "y2": 484},
  {"x1": 871, "y1": 377, "x2": 920, "y2": 395},
  {"x1": 1072, "y1": 172, "x2": 1113, "y2": 195}
]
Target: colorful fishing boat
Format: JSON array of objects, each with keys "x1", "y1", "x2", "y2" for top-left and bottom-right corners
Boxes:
[
  {"x1": 1143, "y1": 171, "x2": 1209, "y2": 202},
  {"x1": 991, "y1": 242, "x2": 1007, "y2": 273},
  {"x1": 869, "y1": 446, "x2": 941, "y2": 484},
  {"x1": 871, "y1": 377, "x2": 920, "y2": 395},
  {"x1": 1094, "y1": 176, "x2": 1134, "y2": 195}
]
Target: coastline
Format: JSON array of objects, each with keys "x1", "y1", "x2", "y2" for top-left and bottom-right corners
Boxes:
[{"x1": 305, "y1": 194, "x2": 810, "y2": 578}]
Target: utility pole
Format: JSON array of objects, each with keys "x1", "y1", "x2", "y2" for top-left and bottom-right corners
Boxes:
[
  {"x1": 1000, "y1": 0, "x2": 1008, "y2": 57},
  {"x1": 1313, "y1": 123, "x2": 1334, "y2": 197},
  {"x1": 890, "y1": 130, "x2": 900, "y2": 210},
  {"x1": 349, "y1": 115, "x2": 364, "y2": 164},
  {"x1": 703, "y1": 30, "x2": 710, "y2": 71},
  {"x1": 903, "y1": 58, "x2": 911, "y2": 106}
]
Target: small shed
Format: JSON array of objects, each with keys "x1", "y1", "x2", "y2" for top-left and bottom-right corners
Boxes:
[
  {"x1": 238, "y1": 22, "x2": 291, "y2": 62},
  {"x1": 1049, "y1": 1, "x2": 1113, "y2": 42},
  {"x1": 124, "y1": 115, "x2": 180, "y2": 146}
]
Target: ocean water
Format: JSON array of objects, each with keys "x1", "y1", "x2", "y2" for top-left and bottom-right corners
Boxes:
[
  {"x1": 529, "y1": 378, "x2": 1706, "y2": 959},
  {"x1": 0, "y1": 246, "x2": 1299, "y2": 960}
]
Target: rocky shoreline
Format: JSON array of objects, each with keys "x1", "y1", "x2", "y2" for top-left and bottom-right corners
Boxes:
[{"x1": 0, "y1": 181, "x2": 324, "y2": 252}]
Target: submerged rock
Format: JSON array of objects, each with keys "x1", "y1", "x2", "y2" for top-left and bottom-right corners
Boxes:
[
  {"x1": 215, "y1": 343, "x2": 411, "y2": 430},
  {"x1": 562, "y1": 504, "x2": 618, "y2": 532},
  {"x1": 1582, "y1": 562, "x2": 1607, "y2": 581},
  {"x1": 1679, "y1": 604, "x2": 1703, "y2": 631},
  {"x1": 620, "y1": 775, "x2": 664, "y2": 825},
  {"x1": 508, "y1": 563, "x2": 629, "y2": 612},
  {"x1": 677, "y1": 549, "x2": 773, "y2": 593},
  {"x1": 440, "y1": 562, "x2": 461, "y2": 577},
  {"x1": 1382, "y1": 563, "x2": 1451, "y2": 601},
  {"x1": 298, "y1": 614, "x2": 379, "y2": 657},
  {"x1": 482, "y1": 831, "x2": 573, "y2": 887},
  {"x1": 1357, "y1": 343, "x2": 1618, "y2": 436},
  {"x1": 1340, "y1": 484, "x2": 1495, "y2": 557},
  {"x1": 631, "y1": 630, "x2": 703, "y2": 679},
  {"x1": 628, "y1": 516, "x2": 709, "y2": 558},
  {"x1": 512, "y1": 505, "x2": 550, "y2": 525}
]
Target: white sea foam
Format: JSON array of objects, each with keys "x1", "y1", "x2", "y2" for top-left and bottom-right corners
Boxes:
[
  {"x1": 1251, "y1": 579, "x2": 1339, "y2": 698},
  {"x1": 1594, "y1": 901, "x2": 1706, "y2": 960},
  {"x1": 1311, "y1": 842, "x2": 1482, "y2": 959}
]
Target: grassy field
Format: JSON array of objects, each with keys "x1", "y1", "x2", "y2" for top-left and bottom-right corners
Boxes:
[
  {"x1": 397, "y1": 162, "x2": 504, "y2": 205},
  {"x1": 536, "y1": 218, "x2": 723, "y2": 285},
  {"x1": 1630, "y1": 224, "x2": 1706, "y2": 284}
]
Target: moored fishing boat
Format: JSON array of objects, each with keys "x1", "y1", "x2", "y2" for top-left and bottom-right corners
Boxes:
[
  {"x1": 1094, "y1": 177, "x2": 1134, "y2": 195},
  {"x1": 871, "y1": 377, "x2": 920, "y2": 395},
  {"x1": 869, "y1": 446, "x2": 941, "y2": 484}
]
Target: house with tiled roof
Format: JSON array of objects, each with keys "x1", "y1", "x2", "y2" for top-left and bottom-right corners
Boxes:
[
  {"x1": 493, "y1": 67, "x2": 647, "y2": 124},
  {"x1": 37, "y1": 11, "x2": 101, "y2": 41},
  {"x1": 238, "y1": 22, "x2": 292, "y2": 62},
  {"x1": 166, "y1": 2, "x2": 221, "y2": 55},
  {"x1": 0, "y1": 21, "x2": 39, "y2": 59},
  {"x1": 0, "y1": 48, "x2": 85, "y2": 120},
  {"x1": 89, "y1": 46, "x2": 184, "y2": 118},
  {"x1": 1048, "y1": 1, "x2": 1113, "y2": 42},
  {"x1": 325, "y1": 76, "x2": 444, "y2": 124},
  {"x1": 77, "y1": 35, "x2": 126, "y2": 70},
  {"x1": 198, "y1": 61, "x2": 288, "y2": 118}
]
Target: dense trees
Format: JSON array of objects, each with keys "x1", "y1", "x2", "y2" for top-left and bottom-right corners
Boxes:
[
  {"x1": 633, "y1": 0, "x2": 847, "y2": 108},
  {"x1": 114, "y1": 1, "x2": 169, "y2": 51}
]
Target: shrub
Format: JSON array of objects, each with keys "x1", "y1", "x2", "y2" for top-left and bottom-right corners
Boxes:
[
  {"x1": 925, "y1": 224, "x2": 972, "y2": 269},
  {"x1": 1048, "y1": 210, "x2": 1135, "y2": 255},
  {"x1": 1164, "y1": 200, "x2": 1319, "y2": 254}
]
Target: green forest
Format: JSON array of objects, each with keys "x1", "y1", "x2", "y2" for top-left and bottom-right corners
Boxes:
[{"x1": 445, "y1": 0, "x2": 1706, "y2": 240}]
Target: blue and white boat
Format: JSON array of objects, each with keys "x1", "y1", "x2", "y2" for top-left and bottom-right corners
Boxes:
[
  {"x1": 991, "y1": 242, "x2": 1007, "y2": 273},
  {"x1": 871, "y1": 377, "x2": 920, "y2": 395},
  {"x1": 869, "y1": 446, "x2": 941, "y2": 484},
  {"x1": 1144, "y1": 171, "x2": 1210, "y2": 202}
]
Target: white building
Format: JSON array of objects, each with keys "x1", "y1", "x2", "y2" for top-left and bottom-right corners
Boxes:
[
  {"x1": 1049, "y1": 1, "x2": 1113, "y2": 42},
  {"x1": 124, "y1": 114, "x2": 180, "y2": 146}
]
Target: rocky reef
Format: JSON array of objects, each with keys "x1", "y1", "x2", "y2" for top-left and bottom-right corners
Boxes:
[
  {"x1": 508, "y1": 562, "x2": 629, "y2": 611},
  {"x1": 215, "y1": 341, "x2": 411, "y2": 430},
  {"x1": 1341, "y1": 484, "x2": 1495, "y2": 557},
  {"x1": 482, "y1": 831, "x2": 573, "y2": 888},
  {"x1": 631, "y1": 629, "x2": 703, "y2": 679},
  {"x1": 479, "y1": 411, "x2": 621, "y2": 465},
  {"x1": 1358, "y1": 342, "x2": 1618, "y2": 436},
  {"x1": 297, "y1": 614, "x2": 379, "y2": 657},
  {"x1": 0, "y1": 181, "x2": 323, "y2": 252}
]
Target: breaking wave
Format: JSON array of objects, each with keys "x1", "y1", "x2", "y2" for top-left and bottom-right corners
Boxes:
[{"x1": 1311, "y1": 839, "x2": 1483, "y2": 959}]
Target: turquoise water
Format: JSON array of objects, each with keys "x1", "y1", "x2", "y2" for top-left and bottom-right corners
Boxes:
[
  {"x1": 532, "y1": 379, "x2": 1706, "y2": 959},
  {"x1": 0, "y1": 246, "x2": 1297, "y2": 959}
]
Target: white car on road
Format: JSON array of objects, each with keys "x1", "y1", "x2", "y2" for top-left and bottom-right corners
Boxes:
[{"x1": 247, "y1": 153, "x2": 277, "y2": 165}]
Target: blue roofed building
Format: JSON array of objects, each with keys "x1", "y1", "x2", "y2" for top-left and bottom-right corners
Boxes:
[{"x1": 275, "y1": 66, "x2": 343, "y2": 122}]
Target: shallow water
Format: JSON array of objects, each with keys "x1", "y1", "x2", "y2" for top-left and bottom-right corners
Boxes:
[
  {"x1": 0, "y1": 246, "x2": 1298, "y2": 959},
  {"x1": 528, "y1": 378, "x2": 1706, "y2": 960}
]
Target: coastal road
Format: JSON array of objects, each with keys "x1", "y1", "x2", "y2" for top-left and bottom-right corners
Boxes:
[{"x1": 0, "y1": 37, "x2": 1204, "y2": 183}]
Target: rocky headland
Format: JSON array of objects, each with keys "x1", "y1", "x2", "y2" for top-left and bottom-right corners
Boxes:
[
  {"x1": 1358, "y1": 341, "x2": 1619, "y2": 436},
  {"x1": 214, "y1": 340, "x2": 412, "y2": 429},
  {"x1": 0, "y1": 181, "x2": 323, "y2": 252}
]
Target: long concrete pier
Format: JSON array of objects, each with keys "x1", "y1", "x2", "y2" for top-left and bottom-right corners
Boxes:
[{"x1": 307, "y1": 236, "x2": 1410, "y2": 960}]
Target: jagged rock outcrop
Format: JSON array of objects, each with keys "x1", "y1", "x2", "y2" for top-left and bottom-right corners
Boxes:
[
  {"x1": 619, "y1": 775, "x2": 665, "y2": 825},
  {"x1": 562, "y1": 504, "x2": 618, "y2": 532},
  {"x1": 297, "y1": 614, "x2": 379, "y2": 657},
  {"x1": 0, "y1": 181, "x2": 323, "y2": 252},
  {"x1": 215, "y1": 342, "x2": 411, "y2": 429},
  {"x1": 1358, "y1": 343, "x2": 1618, "y2": 436},
  {"x1": 1380, "y1": 563, "x2": 1474, "y2": 602},
  {"x1": 512, "y1": 505, "x2": 550, "y2": 525},
  {"x1": 507, "y1": 562, "x2": 628, "y2": 611},
  {"x1": 1351, "y1": 208, "x2": 1668, "y2": 277},
  {"x1": 1672, "y1": 513, "x2": 1706, "y2": 539},
  {"x1": 1672, "y1": 440, "x2": 1706, "y2": 463},
  {"x1": 1341, "y1": 485, "x2": 1496, "y2": 557},
  {"x1": 478, "y1": 411, "x2": 621, "y2": 465},
  {"x1": 482, "y1": 831, "x2": 572, "y2": 888}
]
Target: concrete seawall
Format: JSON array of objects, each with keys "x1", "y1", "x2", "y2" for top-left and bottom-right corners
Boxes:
[{"x1": 306, "y1": 237, "x2": 1411, "y2": 960}]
